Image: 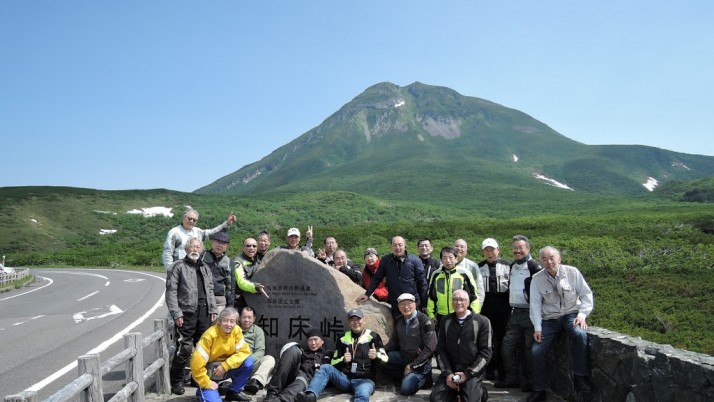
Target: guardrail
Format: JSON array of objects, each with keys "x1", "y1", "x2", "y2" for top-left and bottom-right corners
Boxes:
[
  {"x1": 4, "y1": 319, "x2": 172, "y2": 402},
  {"x1": 0, "y1": 268, "x2": 31, "y2": 287}
]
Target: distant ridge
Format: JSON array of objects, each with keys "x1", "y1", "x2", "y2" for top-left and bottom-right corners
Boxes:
[{"x1": 196, "y1": 82, "x2": 714, "y2": 200}]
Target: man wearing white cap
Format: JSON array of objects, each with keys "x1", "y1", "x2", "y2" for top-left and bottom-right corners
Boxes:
[
  {"x1": 296, "y1": 308, "x2": 388, "y2": 402},
  {"x1": 477, "y1": 238, "x2": 511, "y2": 381},
  {"x1": 383, "y1": 293, "x2": 437, "y2": 395},
  {"x1": 280, "y1": 226, "x2": 315, "y2": 257}
]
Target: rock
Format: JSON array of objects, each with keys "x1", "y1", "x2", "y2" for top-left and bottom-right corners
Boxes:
[{"x1": 244, "y1": 249, "x2": 394, "y2": 357}]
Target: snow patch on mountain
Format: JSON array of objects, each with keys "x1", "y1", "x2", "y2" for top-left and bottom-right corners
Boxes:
[
  {"x1": 533, "y1": 173, "x2": 574, "y2": 190},
  {"x1": 127, "y1": 206, "x2": 173, "y2": 218},
  {"x1": 643, "y1": 177, "x2": 659, "y2": 191}
]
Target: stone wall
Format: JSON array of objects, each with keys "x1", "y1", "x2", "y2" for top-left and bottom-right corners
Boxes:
[{"x1": 546, "y1": 327, "x2": 714, "y2": 402}]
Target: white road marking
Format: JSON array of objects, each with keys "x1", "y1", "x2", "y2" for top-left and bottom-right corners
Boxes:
[
  {"x1": 0, "y1": 276, "x2": 53, "y2": 301},
  {"x1": 76, "y1": 291, "x2": 99, "y2": 301},
  {"x1": 26, "y1": 270, "x2": 166, "y2": 392},
  {"x1": 124, "y1": 278, "x2": 146, "y2": 282},
  {"x1": 12, "y1": 315, "x2": 44, "y2": 326},
  {"x1": 72, "y1": 304, "x2": 123, "y2": 323}
]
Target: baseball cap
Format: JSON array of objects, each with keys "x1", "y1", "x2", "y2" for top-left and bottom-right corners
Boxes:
[
  {"x1": 397, "y1": 293, "x2": 416, "y2": 303},
  {"x1": 287, "y1": 227, "x2": 301, "y2": 237},
  {"x1": 481, "y1": 238, "x2": 499, "y2": 250},
  {"x1": 347, "y1": 308, "x2": 364, "y2": 319},
  {"x1": 211, "y1": 231, "x2": 230, "y2": 243}
]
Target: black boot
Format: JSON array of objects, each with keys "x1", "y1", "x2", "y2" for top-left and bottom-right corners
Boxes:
[{"x1": 296, "y1": 391, "x2": 317, "y2": 402}]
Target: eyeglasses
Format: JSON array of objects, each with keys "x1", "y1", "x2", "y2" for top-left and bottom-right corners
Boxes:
[
  {"x1": 186, "y1": 217, "x2": 197, "y2": 222},
  {"x1": 245, "y1": 244, "x2": 257, "y2": 248},
  {"x1": 452, "y1": 298, "x2": 468, "y2": 302}
]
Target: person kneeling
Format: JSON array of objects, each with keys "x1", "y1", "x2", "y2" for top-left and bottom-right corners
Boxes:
[{"x1": 191, "y1": 307, "x2": 255, "y2": 402}]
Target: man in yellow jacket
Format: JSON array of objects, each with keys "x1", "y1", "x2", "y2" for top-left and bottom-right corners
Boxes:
[{"x1": 191, "y1": 307, "x2": 255, "y2": 402}]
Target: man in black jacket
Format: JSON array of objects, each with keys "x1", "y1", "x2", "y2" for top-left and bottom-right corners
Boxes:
[
  {"x1": 356, "y1": 236, "x2": 428, "y2": 319},
  {"x1": 202, "y1": 231, "x2": 233, "y2": 313},
  {"x1": 431, "y1": 289, "x2": 492, "y2": 402},
  {"x1": 264, "y1": 328, "x2": 332, "y2": 402},
  {"x1": 296, "y1": 309, "x2": 388, "y2": 402},
  {"x1": 384, "y1": 293, "x2": 437, "y2": 395}
]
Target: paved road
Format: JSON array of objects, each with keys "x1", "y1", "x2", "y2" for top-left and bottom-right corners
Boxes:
[{"x1": 0, "y1": 268, "x2": 168, "y2": 400}]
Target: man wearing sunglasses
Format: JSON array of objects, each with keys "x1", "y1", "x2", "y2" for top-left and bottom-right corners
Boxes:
[
  {"x1": 162, "y1": 207, "x2": 236, "y2": 270},
  {"x1": 233, "y1": 237, "x2": 269, "y2": 310}
]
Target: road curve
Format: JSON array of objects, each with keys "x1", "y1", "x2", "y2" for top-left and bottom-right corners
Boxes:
[{"x1": 0, "y1": 268, "x2": 168, "y2": 399}]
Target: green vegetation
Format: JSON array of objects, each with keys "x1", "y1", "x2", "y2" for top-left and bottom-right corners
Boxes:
[{"x1": 1, "y1": 186, "x2": 713, "y2": 354}]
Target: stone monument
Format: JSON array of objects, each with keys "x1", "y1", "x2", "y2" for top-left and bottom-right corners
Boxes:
[{"x1": 244, "y1": 249, "x2": 394, "y2": 357}]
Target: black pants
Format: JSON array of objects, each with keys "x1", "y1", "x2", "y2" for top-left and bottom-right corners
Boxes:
[
  {"x1": 430, "y1": 373, "x2": 486, "y2": 402},
  {"x1": 170, "y1": 304, "x2": 211, "y2": 386},
  {"x1": 481, "y1": 293, "x2": 510, "y2": 380},
  {"x1": 265, "y1": 346, "x2": 311, "y2": 402}
]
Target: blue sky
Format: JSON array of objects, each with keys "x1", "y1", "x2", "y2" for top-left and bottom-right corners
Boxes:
[{"x1": 2, "y1": 1, "x2": 712, "y2": 192}]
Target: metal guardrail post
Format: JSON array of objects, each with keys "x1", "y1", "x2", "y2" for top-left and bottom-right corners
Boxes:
[{"x1": 154, "y1": 319, "x2": 171, "y2": 394}]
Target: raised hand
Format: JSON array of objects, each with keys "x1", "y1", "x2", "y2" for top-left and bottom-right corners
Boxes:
[{"x1": 368, "y1": 343, "x2": 377, "y2": 359}]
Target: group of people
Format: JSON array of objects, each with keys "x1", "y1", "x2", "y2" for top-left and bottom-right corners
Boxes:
[{"x1": 163, "y1": 208, "x2": 595, "y2": 402}]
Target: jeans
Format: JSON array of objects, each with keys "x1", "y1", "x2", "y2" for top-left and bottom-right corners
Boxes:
[
  {"x1": 306, "y1": 365, "x2": 375, "y2": 402},
  {"x1": 384, "y1": 351, "x2": 431, "y2": 395},
  {"x1": 196, "y1": 355, "x2": 254, "y2": 402},
  {"x1": 531, "y1": 312, "x2": 589, "y2": 391}
]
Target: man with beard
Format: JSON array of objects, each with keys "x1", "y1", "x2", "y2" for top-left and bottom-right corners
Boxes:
[
  {"x1": 264, "y1": 329, "x2": 332, "y2": 402},
  {"x1": 191, "y1": 307, "x2": 254, "y2": 402},
  {"x1": 202, "y1": 231, "x2": 233, "y2": 313},
  {"x1": 453, "y1": 239, "x2": 485, "y2": 312},
  {"x1": 256, "y1": 230, "x2": 272, "y2": 265},
  {"x1": 431, "y1": 289, "x2": 492, "y2": 402},
  {"x1": 166, "y1": 237, "x2": 218, "y2": 395},
  {"x1": 234, "y1": 237, "x2": 269, "y2": 310},
  {"x1": 162, "y1": 208, "x2": 236, "y2": 270}
]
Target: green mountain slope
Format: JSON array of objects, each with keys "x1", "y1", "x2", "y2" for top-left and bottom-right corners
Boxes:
[{"x1": 197, "y1": 82, "x2": 714, "y2": 200}]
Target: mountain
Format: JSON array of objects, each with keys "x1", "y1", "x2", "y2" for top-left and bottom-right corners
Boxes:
[{"x1": 202, "y1": 81, "x2": 714, "y2": 202}]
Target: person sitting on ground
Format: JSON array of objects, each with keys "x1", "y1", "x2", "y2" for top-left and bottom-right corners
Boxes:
[
  {"x1": 296, "y1": 308, "x2": 388, "y2": 402},
  {"x1": 360, "y1": 248, "x2": 388, "y2": 302},
  {"x1": 383, "y1": 293, "x2": 437, "y2": 395},
  {"x1": 190, "y1": 307, "x2": 254, "y2": 402},
  {"x1": 239, "y1": 306, "x2": 276, "y2": 396},
  {"x1": 264, "y1": 329, "x2": 332, "y2": 402}
]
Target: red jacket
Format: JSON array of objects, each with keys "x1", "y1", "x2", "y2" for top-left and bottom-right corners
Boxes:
[{"x1": 361, "y1": 260, "x2": 388, "y2": 301}]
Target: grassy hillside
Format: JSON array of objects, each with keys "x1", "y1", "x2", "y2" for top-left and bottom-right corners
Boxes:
[{"x1": 1, "y1": 186, "x2": 713, "y2": 354}]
